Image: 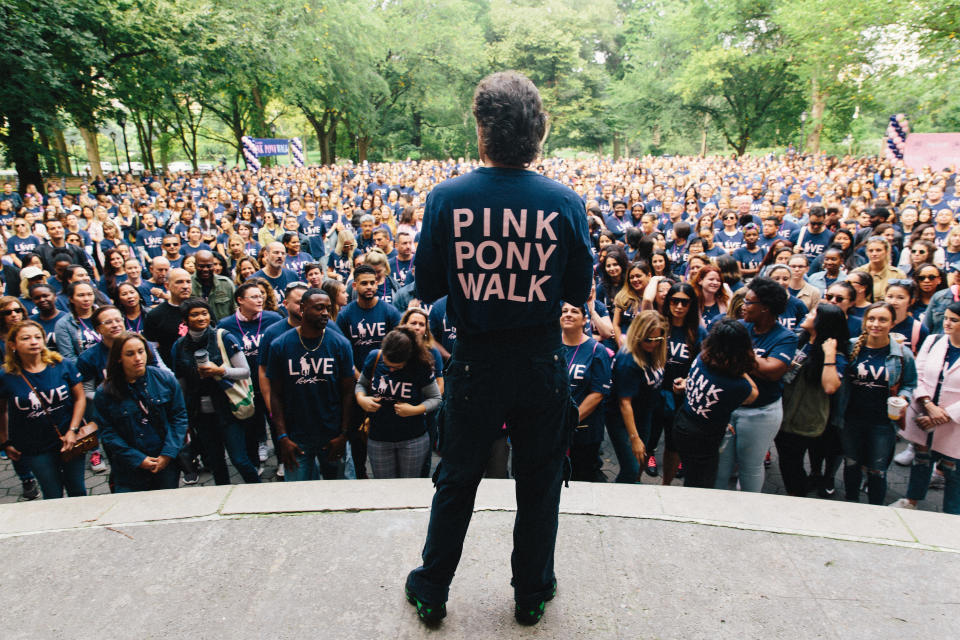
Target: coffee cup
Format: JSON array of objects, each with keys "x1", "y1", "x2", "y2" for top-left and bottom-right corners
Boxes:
[
  {"x1": 194, "y1": 349, "x2": 210, "y2": 366},
  {"x1": 887, "y1": 396, "x2": 907, "y2": 420}
]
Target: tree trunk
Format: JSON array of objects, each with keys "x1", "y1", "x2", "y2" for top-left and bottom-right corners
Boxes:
[
  {"x1": 700, "y1": 113, "x2": 710, "y2": 157},
  {"x1": 612, "y1": 134, "x2": 621, "y2": 161},
  {"x1": 329, "y1": 123, "x2": 338, "y2": 165},
  {"x1": 805, "y1": 76, "x2": 827, "y2": 154},
  {"x1": 251, "y1": 84, "x2": 268, "y2": 137},
  {"x1": 652, "y1": 124, "x2": 661, "y2": 146},
  {"x1": 8, "y1": 115, "x2": 43, "y2": 193},
  {"x1": 358, "y1": 135, "x2": 370, "y2": 163},
  {"x1": 52, "y1": 127, "x2": 71, "y2": 175},
  {"x1": 411, "y1": 108, "x2": 423, "y2": 148},
  {"x1": 159, "y1": 132, "x2": 172, "y2": 172},
  {"x1": 79, "y1": 126, "x2": 103, "y2": 179}
]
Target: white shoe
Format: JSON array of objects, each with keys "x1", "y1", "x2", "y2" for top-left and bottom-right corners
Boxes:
[
  {"x1": 893, "y1": 443, "x2": 915, "y2": 466},
  {"x1": 90, "y1": 451, "x2": 107, "y2": 473},
  {"x1": 258, "y1": 443, "x2": 268, "y2": 463},
  {"x1": 930, "y1": 471, "x2": 945, "y2": 490},
  {"x1": 276, "y1": 463, "x2": 284, "y2": 479},
  {"x1": 888, "y1": 498, "x2": 916, "y2": 509}
]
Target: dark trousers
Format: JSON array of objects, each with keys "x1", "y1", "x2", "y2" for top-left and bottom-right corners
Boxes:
[
  {"x1": 775, "y1": 430, "x2": 817, "y2": 496},
  {"x1": 569, "y1": 441, "x2": 604, "y2": 482},
  {"x1": 841, "y1": 418, "x2": 896, "y2": 505},
  {"x1": 114, "y1": 465, "x2": 180, "y2": 492},
  {"x1": 242, "y1": 392, "x2": 269, "y2": 468},
  {"x1": 193, "y1": 412, "x2": 261, "y2": 485},
  {"x1": 673, "y1": 412, "x2": 724, "y2": 489},
  {"x1": 809, "y1": 420, "x2": 843, "y2": 490},
  {"x1": 407, "y1": 329, "x2": 575, "y2": 605}
]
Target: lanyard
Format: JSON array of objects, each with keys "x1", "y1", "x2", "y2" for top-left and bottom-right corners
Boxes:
[
  {"x1": 565, "y1": 340, "x2": 585, "y2": 377},
  {"x1": 126, "y1": 313, "x2": 143, "y2": 333},
  {"x1": 235, "y1": 311, "x2": 264, "y2": 344}
]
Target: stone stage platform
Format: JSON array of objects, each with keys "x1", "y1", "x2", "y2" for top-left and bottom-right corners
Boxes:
[{"x1": 1, "y1": 480, "x2": 957, "y2": 639}]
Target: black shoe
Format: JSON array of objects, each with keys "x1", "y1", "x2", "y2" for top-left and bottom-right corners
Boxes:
[
  {"x1": 515, "y1": 579, "x2": 557, "y2": 626},
  {"x1": 675, "y1": 462, "x2": 685, "y2": 479},
  {"x1": 405, "y1": 587, "x2": 446, "y2": 625},
  {"x1": 182, "y1": 470, "x2": 199, "y2": 485},
  {"x1": 645, "y1": 455, "x2": 659, "y2": 478},
  {"x1": 21, "y1": 478, "x2": 39, "y2": 501}
]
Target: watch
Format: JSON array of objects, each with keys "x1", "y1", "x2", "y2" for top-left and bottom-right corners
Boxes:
[{"x1": 71, "y1": 426, "x2": 81, "y2": 434}]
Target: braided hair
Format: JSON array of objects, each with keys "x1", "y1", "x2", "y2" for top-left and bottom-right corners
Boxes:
[{"x1": 848, "y1": 302, "x2": 895, "y2": 365}]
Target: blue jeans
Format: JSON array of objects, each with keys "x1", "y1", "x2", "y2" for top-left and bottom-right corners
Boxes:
[
  {"x1": 194, "y1": 412, "x2": 261, "y2": 484},
  {"x1": 283, "y1": 439, "x2": 343, "y2": 482},
  {"x1": 407, "y1": 328, "x2": 576, "y2": 605},
  {"x1": 12, "y1": 456, "x2": 34, "y2": 481},
  {"x1": 21, "y1": 451, "x2": 85, "y2": 499},
  {"x1": 841, "y1": 418, "x2": 896, "y2": 505},
  {"x1": 905, "y1": 436, "x2": 960, "y2": 515},
  {"x1": 114, "y1": 465, "x2": 180, "y2": 492},
  {"x1": 715, "y1": 400, "x2": 783, "y2": 492}
]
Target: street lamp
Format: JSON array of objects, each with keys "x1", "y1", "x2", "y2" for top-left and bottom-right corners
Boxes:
[
  {"x1": 110, "y1": 131, "x2": 120, "y2": 172},
  {"x1": 800, "y1": 111, "x2": 808, "y2": 153}
]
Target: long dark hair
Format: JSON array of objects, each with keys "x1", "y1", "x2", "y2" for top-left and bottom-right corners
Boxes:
[
  {"x1": 599, "y1": 248, "x2": 629, "y2": 299},
  {"x1": 379, "y1": 325, "x2": 433, "y2": 369},
  {"x1": 102, "y1": 332, "x2": 152, "y2": 399},
  {"x1": 663, "y1": 282, "x2": 701, "y2": 346},
  {"x1": 700, "y1": 319, "x2": 755, "y2": 376},
  {"x1": 796, "y1": 303, "x2": 850, "y2": 383}
]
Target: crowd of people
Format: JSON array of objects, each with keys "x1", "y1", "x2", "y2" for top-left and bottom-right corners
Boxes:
[{"x1": 0, "y1": 152, "x2": 957, "y2": 514}]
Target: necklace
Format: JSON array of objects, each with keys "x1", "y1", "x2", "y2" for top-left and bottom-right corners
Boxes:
[{"x1": 298, "y1": 327, "x2": 325, "y2": 352}]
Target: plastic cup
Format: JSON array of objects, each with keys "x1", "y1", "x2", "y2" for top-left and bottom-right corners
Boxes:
[
  {"x1": 887, "y1": 396, "x2": 907, "y2": 420},
  {"x1": 194, "y1": 349, "x2": 210, "y2": 366}
]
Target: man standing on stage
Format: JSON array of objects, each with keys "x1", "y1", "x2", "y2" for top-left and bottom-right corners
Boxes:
[{"x1": 405, "y1": 71, "x2": 593, "y2": 626}]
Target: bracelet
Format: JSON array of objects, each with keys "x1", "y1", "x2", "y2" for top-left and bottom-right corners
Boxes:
[
  {"x1": 277, "y1": 433, "x2": 289, "y2": 441},
  {"x1": 0, "y1": 439, "x2": 11, "y2": 450},
  {"x1": 823, "y1": 362, "x2": 836, "y2": 366}
]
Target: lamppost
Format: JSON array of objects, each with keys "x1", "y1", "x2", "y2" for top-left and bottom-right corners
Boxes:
[
  {"x1": 110, "y1": 131, "x2": 120, "y2": 172},
  {"x1": 800, "y1": 111, "x2": 808, "y2": 153},
  {"x1": 118, "y1": 114, "x2": 132, "y2": 173}
]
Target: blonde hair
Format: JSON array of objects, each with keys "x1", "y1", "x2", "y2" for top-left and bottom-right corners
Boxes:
[
  {"x1": 3, "y1": 320, "x2": 62, "y2": 375},
  {"x1": 624, "y1": 310, "x2": 667, "y2": 370},
  {"x1": 363, "y1": 248, "x2": 391, "y2": 275},
  {"x1": 613, "y1": 265, "x2": 645, "y2": 314},
  {"x1": 336, "y1": 228, "x2": 356, "y2": 256}
]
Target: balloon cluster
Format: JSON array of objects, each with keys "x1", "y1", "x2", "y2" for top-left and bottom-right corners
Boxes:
[
  {"x1": 885, "y1": 114, "x2": 909, "y2": 161},
  {"x1": 290, "y1": 137, "x2": 305, "y2": 168},
  {"x1": 241, "y1": 136, "x2": 261, "y2": 172}
]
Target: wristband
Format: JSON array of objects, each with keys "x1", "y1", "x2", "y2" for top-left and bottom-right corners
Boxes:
[
  {"x1": 0, "y1": 439, "x2": 11, "y2": 449},
  {"x1": 823, "y1": 362, "x2": 835, "y2": 366},
  {"x1": 277, "y1": 433, "x2": 289, "y2": 441}
]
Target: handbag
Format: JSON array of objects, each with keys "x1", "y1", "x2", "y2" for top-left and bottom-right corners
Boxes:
[
  {"x1": 214, "y1": 329, "x2": 256, "y2": 420},
  {"x1": 20, "y1": 372, "x2": 98, "y2": 463}
]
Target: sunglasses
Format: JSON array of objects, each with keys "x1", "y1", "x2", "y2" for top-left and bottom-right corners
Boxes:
[
  {"x1": 824, "y1": 294, "x2": 847, "y2": 302},
  {"x1": 643, "y1": 336, "x2": 665, "y2": 343},
  {"x1": 911, "y1": 249, "x2": 926, "y2": 254},
  {"x1": 916, "y1": 274, "x2": 940, "y2": 281},
  {"x1": 669, "y1": 298, "x2": 691, "y2": 306}
]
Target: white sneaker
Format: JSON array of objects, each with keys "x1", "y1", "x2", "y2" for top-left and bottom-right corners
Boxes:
[
  {"x1": 89, "y1": 450, "x2": 107, "y2": 473},
  {"x1": 930, "y1": 471, "x2": 945, "y2": 490},
  {"x1": 888, "y1": 498, "x2": 916, "y2": 509},
  {"x1": 276, "y1": 463, "x2": 284, "y2": 479},
  {"x1": 258, "y1": 442, "x2": 268, "y2": 463},
  {"x1": 893, "y1": 443, "x2": 915, "y2": 466}
]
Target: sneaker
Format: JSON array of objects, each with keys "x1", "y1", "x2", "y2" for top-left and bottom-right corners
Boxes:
[
  {"x1": 405, "y1": 587, "x2": 446, "y2": 625},
  {"x1": 515, "y1": 579, "x2": 557, "y2": 626},
  {"x1": 929, "y1": 471, "x2": 945, "y2": 490},
  {"x1": 258, "y1": 442, "x2": 268, "y2": 463},
  {"x1": 182, "y1": 470, "x2": 199, "y2": 485},
  {"x1": 90, "y1": 451, "x2": 107, "y2": 473},
  {"x1": 276, "y1": 463, "x2": 285, "y2": 479},
  {"x1": 764, "y1": 450, "x2": 772, "y2": 468},
  {"x1": 894, "y1": 443, "x2": 915, "y2": 466},
  {"x1": 676, "y1": 462, "x2": 684, "y2": 479},
  {"x1": 21, "y1": 478, "x2": 39, "y2": 500},
  {"x1": 0, "y1": 449, "x2": 7, "y2": 460},
  {"x1": 645, "y1": 455, "x2": 659, "y2": 478},
  {"x1": 888, "y1": 498, "x2": 916, "y2": 509}
]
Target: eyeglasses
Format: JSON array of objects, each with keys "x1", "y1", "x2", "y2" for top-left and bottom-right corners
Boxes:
[
  {"x1": 916, "y1": 274, "x2": 940, "y2": 281},
  {"x1": 911, "y1": 249, "x2": 926, "y2": 254},
  {"x1": 163, "y1": 243, "x2": 179, "y2": 247},
  {"x1": 669, "y1": 298, "x2": 691, "y2": 306},
  {"x1": 824, "y1": 294, "x2": 847, "y2": 302}
]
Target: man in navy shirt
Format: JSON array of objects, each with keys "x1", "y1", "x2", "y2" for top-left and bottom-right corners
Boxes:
[
  {"x1": 252, "y1": 242, "x2": 300, "y2": 301},
  {"x1": 789, "y1": 207, "x2": 833, "y2": 260},
  {"x1": 405, "y1": 72, "x2": 593, "y2": 627}
]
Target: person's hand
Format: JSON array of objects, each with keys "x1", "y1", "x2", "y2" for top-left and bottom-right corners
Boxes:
[
  {"x1": 197, "y1": 362, "x2": 224, "y2": 378},
  {"x1": 821, "y1": 338, "x2": 837, "y2": 359},
  {"x1": 4, "y1": 443, "x2": 21, "y2": 462},
  {"x1": 155, "y1": 455, "x2": 172, "y2": 472},
  {"x1": 726, "y1": 423, "x2": 736, "y2": 435},
  {"x1": 629, "y1": 434, "x2": 646, "y2": 466},
  {"x1": 916, "y1": 415, "x2": 933, "y2": 430},
  {"x1": 357, "y1": 395, "x2": 382, "y2": 413},
  {"x1": 926, "y1": 403, "x2": 951, "y2": 426},
  {"x1": 278, "y1": 437, "x2": 303, "y2": 471},
  {"x1": 60, "y1": 429, "x2": 78, "y2": 453},
  {"x1": 139, "y1": 456, "x2": 159, "y2": 472},
  {"x1": 322, "y1": 434, "x2": 347, "y2": 462},
  {"x1": 394, "y1": 402, "x2": 420, "y2": 418},
  {"x1": 672, "y1": 377, "x2": 686, "y2": 394}
]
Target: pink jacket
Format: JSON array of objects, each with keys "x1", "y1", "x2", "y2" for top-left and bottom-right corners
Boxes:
[{"x1": 903, "y1": 334, "x2": 960, "y2": 458}]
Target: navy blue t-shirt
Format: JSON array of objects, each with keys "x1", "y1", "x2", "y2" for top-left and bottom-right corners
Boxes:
[
  {"x1": 32, "y1": 310, "x2": 66, "y2": 350},
  {"x1": 135, "y1": 228, "x2": 166, "y2": 258},
  {"x1": 564, "y1": 338, "x2": 612, "y2": 444},
  {"x1": 680, "y1": 355, "x2": 753, "y2": 433},
  {"x1": 732, "y1": 246, "x2": 764, "y2": 272},
  {"x1": 297, "y1": 214, "x2": 327, "y2": 258},
  {"x1": 744, "y1": 320, "x2": 797, "y2": 406},
  {"x1": 413, "y1": 167, "x2": 594, "y2": 338},
  {"x1": 251, "y1": 268, "x2": 299, "y2": 301},
  {"x1": 0, "y1": 360, "x2": 82, "y2": 454},
  {"x1": 7, "y1": 235, "x2": 41, "y2": 260},
  {"x1": 606, "y1": 350, "x2": 663, "y2": 429},
  {"x1": 336, "y1": 299, "x2": 401, "y2": 367},
  {"x1": 778, "y1": 296, "x2": 808, "y2": 333},
  {"x1": 846, "y1": 345, "x2": 890, "y2": 425},
  {"x1": 789, "y1": 227, "x2": 834, "y2": 258},
  {"x1": 266, "y1": 327, "x2": 354, "y2": 444},
  {"x1": 428, "y1": 296, "x2": 457, "y2": 356},
  {"x1": 361, "y1": 350, "x2": 435, "y2": 442},
  {"x1": 891, "y1": 316, "x2": 929, "y2": 354},
  {"x1": 664, "y1": 324, "x2": 707, "y2": 385},
  {"x1": 217, "y1": 310, "x2": 284, "y2": 376}
]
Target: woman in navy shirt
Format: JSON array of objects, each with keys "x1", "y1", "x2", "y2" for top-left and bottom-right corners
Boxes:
[
  {"x1": 884, "y1": 280, "x2": 928, "y2": 355},
  {"x1": 674, "y1": 320, "x2": 758, "y2": 488},
  {"x1": 0, "y1": 321, "x2": 86, "y2": 499},
  {"x1": 561, "y1": 302, "x2": 612, "y2": 482},
  {"x1": 605, "y1": 310, "x2": 667, "y2": 483},
  {"x1": 355, "y1": 327, "x2": 441, "y2": 478}
]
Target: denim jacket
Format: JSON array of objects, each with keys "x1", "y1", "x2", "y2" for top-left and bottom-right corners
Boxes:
[
  {"x1": 834, "y1": 336, "x2": 917, "y2": 428},
  {"x1": 93, "y1": 366, "x2": 188, "y2": 471}
]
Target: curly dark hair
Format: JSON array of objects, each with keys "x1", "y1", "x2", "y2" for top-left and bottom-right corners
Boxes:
[
  {"x1": 747, "y1": 276, "x2": 788, "y2": 316},
  {"x1": 700, "y1": 319, "x2": 755, "y2": 377},
  {"x1": 473, "y1": 71, "x2": 548, "y2": 167}
]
